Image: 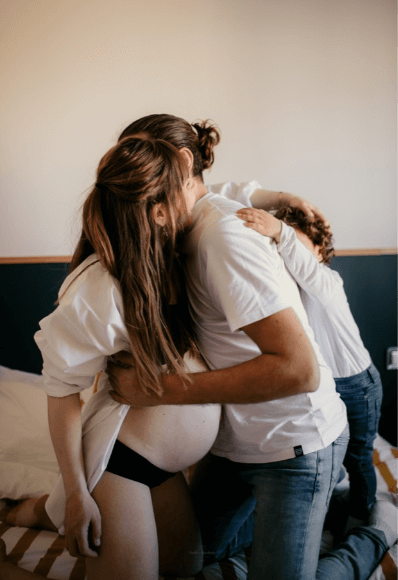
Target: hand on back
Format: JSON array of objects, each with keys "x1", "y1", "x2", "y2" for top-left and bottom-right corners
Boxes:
[{"x1": 236, "y1": 208, "x2": 283, "y2": 242}]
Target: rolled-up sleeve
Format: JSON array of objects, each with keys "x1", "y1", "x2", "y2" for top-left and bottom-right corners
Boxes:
[
  {"x1": 35, "y1": 263, "x2": 130, "y2": 397},
  {"x1": 202, "y1": 217, "x2": 289, "y2": 333},
  {"x1": 207, "y1": 181, "x2": 261, "y2": 207}
]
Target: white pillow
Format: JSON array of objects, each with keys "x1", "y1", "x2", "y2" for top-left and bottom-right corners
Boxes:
[
  {"x1": 0, "y1": 367, "x2": 95, "y2": 499},
  {"x1": 0, "y1": 461, "x2": 59, "y2": 500},
  {"x1": 0, "y1": 374, "x2": 60, "y2": 498}
]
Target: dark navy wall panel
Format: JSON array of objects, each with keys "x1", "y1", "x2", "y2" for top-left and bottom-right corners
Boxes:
[
  {"x1": 0, "y1": 263, "x2": 69, "y2": 375},
  {"x1": 1, "y1": 255, "x2": 396, "y2": 444},
  {"x1": 330, "y1": 255, "x2": 397, "y2": 445}
]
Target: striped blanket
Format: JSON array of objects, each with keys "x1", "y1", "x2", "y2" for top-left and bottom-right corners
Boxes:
[{"x1": 1, "y1": 434, "x2": 396, "y2": 580}]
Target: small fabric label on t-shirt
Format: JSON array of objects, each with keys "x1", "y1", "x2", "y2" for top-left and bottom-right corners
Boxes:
[{"x1": 294, "y1": 445, "x2": 304, "y2": 457}]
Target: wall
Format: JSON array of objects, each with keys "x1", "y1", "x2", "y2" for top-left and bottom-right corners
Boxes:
[
  {"x1": 1, "y1": 255, "x2": 396, "y2": 444},
  {"x1": 0, "y1": 0, "x2": 396, "y2": 257}
]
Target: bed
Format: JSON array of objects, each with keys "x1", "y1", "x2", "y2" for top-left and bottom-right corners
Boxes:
[
  {"x1": 0, "y1": 258, "x2": 397, "y2": 579},
  {"x1": 0, "y1": 366, "x2": 397, "y2": 580}
]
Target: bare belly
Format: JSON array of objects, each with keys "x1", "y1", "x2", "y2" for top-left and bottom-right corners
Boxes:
[
  {"x1": 118, "y1": 403, "x2": 221, "y2": 472},
  {"x1": 116, "y1": 352, "x2": 221, "y2": 472}
]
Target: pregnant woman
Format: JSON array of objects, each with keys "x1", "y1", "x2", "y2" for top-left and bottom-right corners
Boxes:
[{"x1": 4, "y1": 135, "x2": 221, "y2": 580}]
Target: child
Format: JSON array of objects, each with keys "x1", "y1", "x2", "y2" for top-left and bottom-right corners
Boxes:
[{"x1": 236, "y1": 205, "x2": 383, "y2": 531}]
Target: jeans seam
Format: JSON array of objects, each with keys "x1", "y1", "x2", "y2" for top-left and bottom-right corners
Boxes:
[{"x1": 295, "y1": 451, "x2": 320, "y2": 579}]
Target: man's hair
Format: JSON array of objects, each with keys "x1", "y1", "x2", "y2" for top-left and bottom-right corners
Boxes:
[
  {"x1": 274, "y1": 207, "x2": 335, "y2": 265},
  {"x1": 119, "y1": 114, "x2": 221, "y2": 182}
]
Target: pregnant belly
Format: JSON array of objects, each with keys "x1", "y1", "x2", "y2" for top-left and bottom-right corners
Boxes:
[{"x1": 117, "y1": 403, "x2": 221, "y2": 472}]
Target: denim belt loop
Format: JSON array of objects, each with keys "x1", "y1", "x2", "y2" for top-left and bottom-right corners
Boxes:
[{"x1": 367, "y1": 363, "x2": 377, "y2": 383}]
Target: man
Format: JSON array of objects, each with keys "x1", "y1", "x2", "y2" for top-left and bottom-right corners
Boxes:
[{"x1": 108, "y1": 133, "x2": 394, "y2": 579}]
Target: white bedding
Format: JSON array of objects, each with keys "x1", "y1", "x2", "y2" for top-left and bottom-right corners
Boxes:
[
  {"x1": 0, "y1": 365, "x2": 94, "y2": 500},
  {"x1": 0, "y1": 366, "x2": 396, "y2": 580}
]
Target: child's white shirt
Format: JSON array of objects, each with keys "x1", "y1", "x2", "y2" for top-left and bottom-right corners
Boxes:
[{"x1": 277, "y1": 222, "x2": 371, "y2": 378}]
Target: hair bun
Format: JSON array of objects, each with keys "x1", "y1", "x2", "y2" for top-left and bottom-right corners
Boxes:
[{"x1": 192, "y1": 120, "x2": 221, "y2": 171}]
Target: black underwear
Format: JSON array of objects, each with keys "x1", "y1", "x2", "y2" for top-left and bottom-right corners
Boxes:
[{"x1": 105, "y1": 439, "x2": 177, "y2": 489}]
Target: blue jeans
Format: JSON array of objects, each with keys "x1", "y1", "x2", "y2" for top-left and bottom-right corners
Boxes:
[
  {"x1": 335, "y1": 363, "x2": 383, "y2": 519},
  {"x1": 191, "y1": 425, "x2": 389, "y2": 579},
  {"x1": 316, "y1": 527, "x2": 388, "y2": 580}
]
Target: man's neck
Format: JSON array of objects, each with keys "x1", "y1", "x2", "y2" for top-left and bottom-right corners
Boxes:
[{"x1": 194, "y1": 181, "x2": 208, "y2": 203}]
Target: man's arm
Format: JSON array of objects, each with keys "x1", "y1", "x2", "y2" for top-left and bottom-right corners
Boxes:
[{"x1": 107, "y1": 307, "x2": 319, "y2": 407}]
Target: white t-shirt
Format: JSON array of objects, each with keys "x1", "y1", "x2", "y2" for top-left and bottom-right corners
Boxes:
[
  {"x1": 277, "y1": 222, "x2": 371, "y2": 378},
  {"x1": 183, "y1": 191, "x2": 347, "y2": 463},
  {"x1": 35, "y1": 254, "x2": 220, "y2": 531},
  {"x1": 208, "y1": 180, "x2": 371, "y2": 378},
  {"x1": 206, "y1": 180, "x2": 261, "y2": 206}
]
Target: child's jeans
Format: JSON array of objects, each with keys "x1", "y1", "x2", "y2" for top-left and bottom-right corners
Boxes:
[{"x1": 334, "y1": 362, "x2": 383, "y2": 519}]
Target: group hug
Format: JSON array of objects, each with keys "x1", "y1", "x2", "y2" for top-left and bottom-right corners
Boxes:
[{"x1": 0, "y1": 114, "x2": 395, "y2": 580}]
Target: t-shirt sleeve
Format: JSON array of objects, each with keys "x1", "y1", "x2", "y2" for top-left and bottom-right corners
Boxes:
[
  {"x1": 206, "y1": 181, "x2": 261, "y2": 207},
  {"x1": 277, "y1": 222, "x2": 344, "y2": 305},
  {"x1": 35, "y1": 267, "x2": 130, "y2": 397},
  {"x1": 201, "y1": 217, "x2": 290, "y2": 332}
]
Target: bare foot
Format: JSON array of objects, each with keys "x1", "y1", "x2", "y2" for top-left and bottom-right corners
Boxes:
[
  {"x1": 0, "y1": 503, "x2": 14, "y2": 523},
  {"x1": 0, "y1": 538, "x2": 7, "y2": 562},
  {"x1": 5, "y1": 496, "x2": 55, "y2": 532},
  {"x1": 5, "y1": 499, "x2": 41, "y2": 528}
]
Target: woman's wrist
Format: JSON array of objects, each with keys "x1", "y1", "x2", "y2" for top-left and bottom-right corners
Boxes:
[{"x1": 65, "y1": 485, "x2": 90, "y2": 502}]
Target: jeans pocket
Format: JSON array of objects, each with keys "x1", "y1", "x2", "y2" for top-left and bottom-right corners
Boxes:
[{"x1": 335, "y1": 424, "x2": 350, "y2": 445}]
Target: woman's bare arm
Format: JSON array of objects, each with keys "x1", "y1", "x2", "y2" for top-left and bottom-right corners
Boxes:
[{"x1": 47, "y1": 394, "x2": 101, "y2": 558}]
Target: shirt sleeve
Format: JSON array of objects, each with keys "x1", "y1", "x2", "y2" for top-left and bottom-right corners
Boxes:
[
  {"x1": 277, "y1": 222, "x2": 343, "y2": 305},
  {"x1": 200, "y1": 216, "x2": 290, "y2": 332},
  {"x1": 206, "y1": 181, "x2": 261, "y2": 207},
  {"x1": 35, "y1": 265, "x2": 130, "y2": 397}
]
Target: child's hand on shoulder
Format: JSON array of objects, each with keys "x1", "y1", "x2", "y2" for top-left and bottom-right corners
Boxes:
[{"x1": 236, "y1": 208, "x2": 282, "y2": 243}]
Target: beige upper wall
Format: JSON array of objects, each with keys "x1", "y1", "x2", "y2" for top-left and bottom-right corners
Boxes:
[{"x1": 0, "y1": 0, "x2": 396, "y2": 256}]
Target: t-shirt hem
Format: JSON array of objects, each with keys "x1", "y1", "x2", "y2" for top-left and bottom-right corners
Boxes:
[{"x1": 210, "y1": 417, "x2": 348, "y2": 464}]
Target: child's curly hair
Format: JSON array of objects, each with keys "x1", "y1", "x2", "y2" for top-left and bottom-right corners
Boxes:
[{"x1": 274, "y1": 207, "x2": 335, "y2": 265}]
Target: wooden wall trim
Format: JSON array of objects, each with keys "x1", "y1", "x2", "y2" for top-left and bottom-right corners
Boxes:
[
  {"x1": 0, "y1": 256, "x2": 72, "y2": 264},
  {"x1": 334, "y1": 248, "x2": 397, "y2": 257},
  {"x1": 0, "y1": 249, "x2": 396, "y2": 264}
]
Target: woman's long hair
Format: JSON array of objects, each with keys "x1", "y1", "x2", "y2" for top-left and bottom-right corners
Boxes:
[{"x1": 69, "y1": 137, "x2": 198, "y2": 396}]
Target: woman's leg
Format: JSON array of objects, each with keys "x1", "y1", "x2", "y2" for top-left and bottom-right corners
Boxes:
[
  {"x1": 152, "y1": 471, "x2": 203, "y2": 577},
  {"x1": 86, "y1": 470, "x2": 158, "y2": 580},
  {"x1": 2, "y1": 473, "x2": 203, "y2": 580},
  {"x1": 2, "y1": 496, "x2": 56, "y2": 532}
]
